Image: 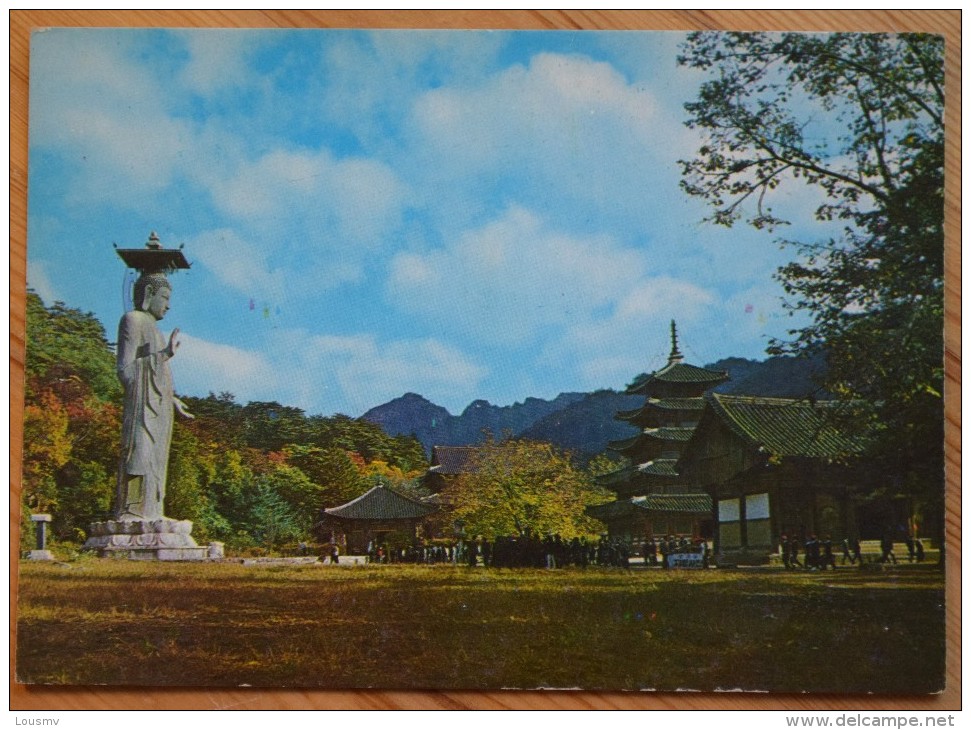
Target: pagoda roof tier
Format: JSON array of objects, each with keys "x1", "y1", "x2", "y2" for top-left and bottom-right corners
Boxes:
[
  {"x1": 323, "y1": 485, "x2": 437, "y2": 521},
  {"x1": 607, "y1": 434, "x2": 646, "y2": 454},
  {"x1": 598, "y1": 460, "x2": 688, "y2": 501},
  {"x1": 597, "y1": 464, "x2": 640, "y2": 487},
  {"x1": 644, "y1": 426, "x2": 696, "y2": 442},
  {"x1": 608, "y1": 427, "x2": 694, "y2": 455},
  {"x1": 647, "y1": 396, "x2": 706, "y2": 411},
  {"x1": 638, "y1": 459, "x2": 680, "y2": 477},
  {"x1": 597, "y1": 458, "x2": 679, "y2": 487},
  {"x1": 616, "y1": 397, "x2": 705, "y2": 424},
  {"x1": 627, "y1": 362, "x2": 729, "y2": 395},
  {"x1": 586, "y1": 493, "x2": 712, "y2": 521}
]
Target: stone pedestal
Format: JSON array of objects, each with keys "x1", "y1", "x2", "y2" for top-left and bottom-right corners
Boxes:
[{"x1": 83, "y1": 518, "x2": 209, "y2": 561}]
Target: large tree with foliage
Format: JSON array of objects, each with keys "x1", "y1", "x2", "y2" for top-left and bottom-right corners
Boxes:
[
  {"x1": 441, "y1": 437, "x2": 612, "y2": 540},
  {"x1": 678, "y1": 32, "x2": 945, "y2": 532}
]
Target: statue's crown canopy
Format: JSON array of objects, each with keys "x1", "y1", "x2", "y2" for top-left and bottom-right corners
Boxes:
[{"x1": 115, "y1": 232, "x2": 190, "y2": 275}]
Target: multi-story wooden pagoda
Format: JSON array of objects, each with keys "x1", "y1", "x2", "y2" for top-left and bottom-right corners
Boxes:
[{"x1": 587, "y1": 322, "x2": 728, "y2": 545}]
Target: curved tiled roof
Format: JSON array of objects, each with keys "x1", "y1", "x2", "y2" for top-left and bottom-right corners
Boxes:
[
  {"x1": 608, "y1": 426, "x2": 694, "y2": 454},
  {"x1": 646, "y1": 397, "x2": 706, "y2": 411},
  {"x1": 637, "y1": 459, "x2": 679, "y2": 477},
  {"x1": 324, "y1": 485, "x2": 437, "y2": 520},
  {"x1": 643, "y1": 426, "x2": 696, "y2": 442},
  {"x1": 607, "y1": 434, "x2": 644, "y2": 453},
  {"x1": 706, "y1": 393, "x2": 866, "y2": 458},
  {"x1": 428, "y1": 446, "x2": 479, "y2": 475},
  {"x1": 586, "y1": 493, "x2": 712, "y2": 520},
  {"x1": 628, "y1": 362, "x2": 728, "y2": 394},
  {"x1": 636, "y1": 493, "x2": 712, "y2": 513},
  {"x1": 616, "y1": 397, "x2": 705, "y2": 424},
  {"x1": 597, "y1": 458, "x2": 680, "y2": 486},
  {"x1": 596, "y1": 464, "x2": 640, "y2": 486}
]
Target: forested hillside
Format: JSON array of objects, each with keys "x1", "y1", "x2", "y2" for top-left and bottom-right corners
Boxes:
[
  {"x1": 20, "y1": 291, "x2": 833, "y2": 553},
  {"x1": 20, "y1": 293, "x2": 429, "y2": 553}
]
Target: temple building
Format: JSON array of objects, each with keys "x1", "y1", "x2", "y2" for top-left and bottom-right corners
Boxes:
[
  {"x1": 315, "y1": 484, "x2": 438, "y2": 554},
  {"x1": 423, "y1": 446, "x2": 480, "y2": 494},
  {"x1": 677, "y1": 393, "x2": 868, "y2": 566},
  {"x1": 586, "y1": 322, "x2": 728, "y2": 546}
]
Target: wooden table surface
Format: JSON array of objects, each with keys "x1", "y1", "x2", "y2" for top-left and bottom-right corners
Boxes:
[{"x1": 9, "y1": 10, "x2": 961, "y2": 712}]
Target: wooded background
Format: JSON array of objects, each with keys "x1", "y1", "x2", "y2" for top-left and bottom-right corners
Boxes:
[{"x1": 10, "y1": 9, "x2": 960, "y2": 711}]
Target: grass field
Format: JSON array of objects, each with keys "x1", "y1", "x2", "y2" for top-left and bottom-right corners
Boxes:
[{"x1": 15, "y1": 560, "x2": 945, "y2": 693}]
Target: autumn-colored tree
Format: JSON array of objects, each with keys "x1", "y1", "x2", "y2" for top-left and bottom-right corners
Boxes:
[
  {"x1": 442, "y1": 437, "x2": 612, "y2": 540},
  {"x1": 22, "y1": 391, "x2": 72, "y2": 515}
]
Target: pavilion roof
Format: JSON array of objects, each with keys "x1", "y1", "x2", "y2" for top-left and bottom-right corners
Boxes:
[{"x1": 324, "y1": 485, "x2": 437, "y2": 521}]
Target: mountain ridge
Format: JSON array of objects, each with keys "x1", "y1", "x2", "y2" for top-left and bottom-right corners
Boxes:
[{"x1": 361, "y1": 354, "x2": 826, "y2": 459}]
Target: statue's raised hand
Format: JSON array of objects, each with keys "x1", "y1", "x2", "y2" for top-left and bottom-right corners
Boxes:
[{"x1": 165, "y1": 328, "x2": 182, "y2": 358}]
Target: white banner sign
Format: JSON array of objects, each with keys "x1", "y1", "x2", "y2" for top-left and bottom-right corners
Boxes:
[{"x1": 668, "y1": 551, "x2": 705, "y2": 568}]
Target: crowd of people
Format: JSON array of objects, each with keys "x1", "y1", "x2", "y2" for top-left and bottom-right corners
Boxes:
[
  {"x1": 780, "y1": 533, "x2": 926, "y2": 569},
  {"x1": 320, "y1": 529, "x2": 931, "y2": 570},
  {"x1": 780, "y1": 534, "x2": 839, "y2": 570},
  {"x1": 356, "y1": 532, "x2": 712, "y2": 569},
  {"x1": 364, "y1": 542, "x2": 457, "y2": 564}
]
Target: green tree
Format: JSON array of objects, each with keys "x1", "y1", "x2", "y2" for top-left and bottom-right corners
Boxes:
[
  {"x1": 442, "y1": 437, "x2": 611, "y2": 540},
  {"x1": 25, "y1": 292, "x2": 121, "y2": 404},
  {"x1": 248, "y1": 483, "x2": 308, "y2": 549},
  {"x1": 284, "y1": 445, "x2": 368, "y2": 508},
  {"x1": 678, "y1": 32, "x2": 944, "y2": 532},
  {"x1": 240, "y1": 401, "x2": 316, "y2": 451},
  {"x1": 165, "y1": 427, "x2": 224, "y2": 542},
  {"x1": 207, "y1": 449, "x2": 259, "y2": 536},
  {"x1": 263, "y1": 462, "x2": 321, "y2": 525},
  {"x1": 54, "y1": 461, "x2": 112, "y2": 542}
]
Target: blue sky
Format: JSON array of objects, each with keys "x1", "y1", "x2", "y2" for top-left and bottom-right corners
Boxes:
[{"x1": 27, "y1": 28, "x2": 834, "y2": 417}]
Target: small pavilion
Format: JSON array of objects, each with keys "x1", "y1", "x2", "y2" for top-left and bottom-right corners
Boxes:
[{"x1": 316, "y1": 484, "x2": 438, "y2": 554}]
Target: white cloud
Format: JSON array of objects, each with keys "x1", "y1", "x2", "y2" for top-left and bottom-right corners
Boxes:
[
  {"x1": 185, "y1": 228, "x2": 288, "y2": 302},
  {"x1": 307, "y1": 333, "x2": 487, "y2": 415},
  {"x1": 171, "y1": 332, "x2": 278, "y2": 402},
  {"x1": 552, "y1": 276, "x2": 718, "y2": 389},
  {"x1": 30, "y1": 31, "x2": 192, "y2": 203},
  {"x1": 170, "y1": 328, "x2": 485, "y2": 417},
  {"x1": 401, "y1": 51, "x2": 682, "y2": 237},
  {"x1": 278, "y1": 331, "x2": 486, "y2": 415},
  {"x1": 201, "y1": 148, "x2": 410, "y2": 288},
  {"x1": 26, "y1": 260, "x2": 59, "y2": 304},
  {"x1": 389, "y1": 205, "x2": 647, "y2": 345},
  {"x1": 176, "y1": 30, "x2": 265, "y2": 95},
  {"x1": 316, "y1": 30, "x2": 505, "y2": 149}
]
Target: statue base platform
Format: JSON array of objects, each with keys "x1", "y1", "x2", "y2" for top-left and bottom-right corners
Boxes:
[{"x1": 83, "y1": 518, "x2": 210, "y2": 561}]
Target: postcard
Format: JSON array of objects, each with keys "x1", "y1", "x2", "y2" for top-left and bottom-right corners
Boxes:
[{"x1": 16, "y1": 27, "x2": 946, "y2": 693}]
